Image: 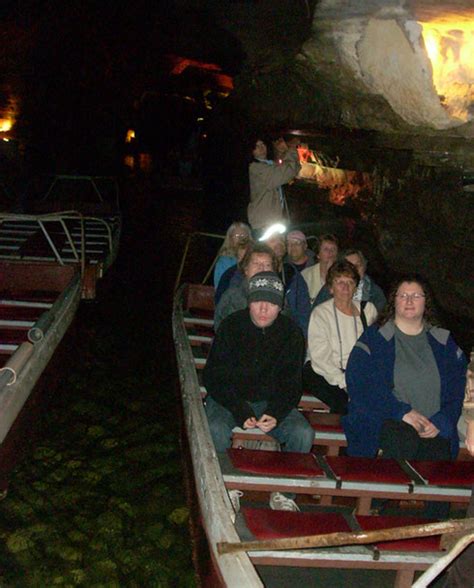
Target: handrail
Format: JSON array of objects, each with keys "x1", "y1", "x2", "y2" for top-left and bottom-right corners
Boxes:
[
  {"x1": 174, "y1": 231, "x2": 225, "y2": 291},
  {"x1": 174, "y1": 229, "x2": 321, "y2": 292},
  {"x1": 0, "y1": 211, "x2": 116, "y2": 276},
  {"x1": 28, "y1": 273, "x2": 81, "y2": 343},
  {"x1": 172, "y1": 284, "x2": 262, "y2": 586},
  {"x1": 41, "y1": 174, "x2": 120, "y2": 211}
]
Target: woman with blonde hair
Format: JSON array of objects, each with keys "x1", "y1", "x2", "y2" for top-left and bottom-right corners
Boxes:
[{"x1": 213, "y1": 222, "x2": 252, "y2": 288}]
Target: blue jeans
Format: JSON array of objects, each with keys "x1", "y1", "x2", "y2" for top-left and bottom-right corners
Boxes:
[{"x1": 205, "y1": 397, "x2": 314, "y2": 454}]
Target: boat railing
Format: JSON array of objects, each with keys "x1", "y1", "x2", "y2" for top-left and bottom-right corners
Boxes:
[
  {"x1": 173, "y1": 284, "x2": 263, "y2": 586},
  {"x1": 174, "y1": 230, "x2": 322, "y2": 292},
  {"x1": 40, "y1": 174, "x2": 120, "y2": 212},
  {"x1": 412, "y1": 531, "x2": 474, "y2": 586},
  {"x1": 0, "y1": 211, "x2": 116, "y2": 277},
  {"x1": 0, "y1": 272, "x2": 81, "y2": 443},
  {"x1": 175, "y1": 231, "x2": 225, "y2": 291}
]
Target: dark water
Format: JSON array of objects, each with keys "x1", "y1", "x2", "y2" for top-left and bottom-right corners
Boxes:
[{"x1": 0, "y1": 172, "x2": 206, "y2": 586}]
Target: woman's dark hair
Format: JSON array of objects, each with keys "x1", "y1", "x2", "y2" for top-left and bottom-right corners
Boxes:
[
  {"x1": 326, "y1": 260, "x2": 360, "y2": 288},
  {"x1": 246, "y1": 136, "x2": 266, "y2": 163},
  {"x1": 378, "y1": 273, "x2": 440, "y2": 326},
  {"x1": 315, "y1": 233, "x2": 339, "y2": 254}
]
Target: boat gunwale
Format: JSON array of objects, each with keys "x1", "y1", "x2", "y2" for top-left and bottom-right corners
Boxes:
[
  {"x1": 172, "y1": 283, "x2": 263, "y2": 587},
  {"x1": 0, "y1": 271, "x2": 81, "y2": 444}
]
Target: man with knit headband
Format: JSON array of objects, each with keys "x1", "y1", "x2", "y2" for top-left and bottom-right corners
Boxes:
[{"x1": 203, "y1": 271, "x2": 314, "y2": 511}]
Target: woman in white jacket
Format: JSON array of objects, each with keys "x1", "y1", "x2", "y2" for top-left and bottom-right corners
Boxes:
[{"x1": 303, "y1": 260, "x2": 377, "y2": 414}]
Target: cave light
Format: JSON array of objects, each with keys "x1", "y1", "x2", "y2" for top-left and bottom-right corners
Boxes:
[
  {"x1": 125, "y1": 129, "x2": 135, "y2": 143},
  {"x1": 296, "y1": 146, "x2": 372, "y2": 206},
  {"x1": 420, "y1": 14, "x2": 474, "y2": 122},
  {"x1": 0, "y1": 119, "x2": 12, "y2": 133}
]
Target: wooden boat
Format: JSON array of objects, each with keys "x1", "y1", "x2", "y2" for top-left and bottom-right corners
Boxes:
[
  {"x1": 173, "y1": 261, "x2": 474, "y2": 586},
  {"x1": 0, "y1": 175, "x2": 121, "y2": 492}
]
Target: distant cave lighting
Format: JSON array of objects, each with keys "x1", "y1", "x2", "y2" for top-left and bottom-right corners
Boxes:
[
  {"x1": 125, "y1": 129, "x2": 135, "y2": 143},
  {"x1": 420, "y1": 16, "x2": 474, "y2": 121},
  {"x1": 296, "y1": 146, "x2": 372, "y2": 205},
  {"x1": 0, "y1": 119, "x2": 12, "y2": 133}
]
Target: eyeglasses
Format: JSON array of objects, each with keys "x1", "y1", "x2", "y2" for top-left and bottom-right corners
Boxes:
[
  {"x1": 396, "y1": 293, "x2": 425, "y2": 301},
  {"x1": 333, "y1": 278, "x2": 355, "y2": 287}
]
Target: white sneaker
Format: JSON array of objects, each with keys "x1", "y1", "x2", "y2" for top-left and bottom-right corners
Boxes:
[
  {"x1": 228, "y1": 489, "x2": 243, "y2": 514},
  {"x1": 269, "y1": 492, "x2": 300, "y2": 512}
]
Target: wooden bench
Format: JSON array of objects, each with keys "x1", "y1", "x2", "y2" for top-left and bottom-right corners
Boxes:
[{"x1": 221, "y1": 448, "x2": 473, "y2": 515}]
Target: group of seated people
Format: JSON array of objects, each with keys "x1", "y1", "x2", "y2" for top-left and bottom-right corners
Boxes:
[{"x1": 202, "y1": 220, "x2": 473, "y2": 585}]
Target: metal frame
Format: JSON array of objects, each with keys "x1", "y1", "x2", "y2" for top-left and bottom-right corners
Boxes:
[{"x1": 0, "y1": 212, "x2": 117, "y2": 277}]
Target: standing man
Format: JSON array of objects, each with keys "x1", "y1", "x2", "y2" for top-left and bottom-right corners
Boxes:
[
  {"x1": 204, "y1": 271, "x2": 314, "y2": 511},
  {"x1": 247, "y1": 138, "x2": 301, "y2": 234}
]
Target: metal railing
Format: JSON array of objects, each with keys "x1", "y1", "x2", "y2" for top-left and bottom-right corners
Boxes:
[
  {"x1": 174, "y1": 230, "x2": 321, "y2": 292},
  {"x1": 0, "y1": 211, "x2": 116, "y2": 277}
]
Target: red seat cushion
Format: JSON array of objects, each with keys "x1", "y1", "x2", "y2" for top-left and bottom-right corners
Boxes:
[
  {"x1": 356, "y1": 515, "x2": 441, "y2": 551},
  {"x1": 0, "y1": 329, "x2": 29, "y2": 345},
  {"x1": 0, "y1": 305, "x2": 44, "y2": 321},
  {"x1": 305, "y1": 412, "x2": 343, "y2": 432},
  {"x1": 407, "y1": 460, "x2": 474, "y2": 487},
  {"x1": 311, "y1": 422, "x2": 344, "y2": 432},
  {"x1": 228, "y1": 448, "x2": 325, "y2": 477},
  {"x1": 325, "y1": 456, "x2": 413, "y2": 484},
  {"x1": 243, "y1": 507, "x2": 350, "y2": 540}
]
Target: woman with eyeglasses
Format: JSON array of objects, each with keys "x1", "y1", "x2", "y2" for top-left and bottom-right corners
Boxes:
[
  {"x1": 213, "y1": 222, "x2": 253, "y2": 288},
  {"x1": 343, "y1": 274, "x2": 467, "y2": 476},
  {"x1": 303, "y1": 260, "x2": 378, "y2": 414}
]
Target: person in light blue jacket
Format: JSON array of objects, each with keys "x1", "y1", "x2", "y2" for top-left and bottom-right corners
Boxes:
[{"x1": 213, "y1": 222, "x2": 252, "y2": 288}]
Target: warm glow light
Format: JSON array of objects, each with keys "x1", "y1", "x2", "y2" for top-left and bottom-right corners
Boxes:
[
  {"x1": 420, "y1": 16, "x2": 474, "y2": 121},
  {"x1": 125, "y1": 129, "x2": 135, "y2": 143},
  {"x1": 0, "y1": 119, "x2": 12, "y2": 132},
  {"x1": 297, "y1": 149, "x2": 372, "y2": 206}
]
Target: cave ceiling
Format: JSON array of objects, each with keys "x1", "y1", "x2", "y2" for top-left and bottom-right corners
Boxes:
[{"x1": 204, "y1": 0, "x2": 474, "y2": 169}]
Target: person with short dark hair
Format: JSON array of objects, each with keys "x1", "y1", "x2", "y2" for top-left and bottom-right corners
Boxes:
[
  {"x1": 314, "y1": 248, "x2": 387, "y2": 313},
  {"x1": 204, "y1": 271, "x2": 314, "y2": 512},
  {"x1": 285, "y1": 230, "x2": 315, "y2": 272},
  {"x1": 247, "y1": 137, "x2": 301, "y2": 232},
  {"x1": 301, "y1": 234, "x2": 338, "y2": 303},
  {"x1": 303, "y1": 260, "x2": 377, "y2": 414},
  {"x1": 262, "y1": 231, "x2": 312, "y2": 335}
]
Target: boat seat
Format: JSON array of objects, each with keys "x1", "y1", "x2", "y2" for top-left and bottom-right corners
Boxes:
[
  {"x1": 355, "y1": 515, "x2": 441, "y2": 552},
  {"x1": 0, "y1": 305, "x2": 45, "y2": 322},
  {"x1": 19, "y1": 226, "x2": 67, "y2": 258},
  {"x1": 0, "y1": 290, "x2": 57, "y2": 304},
  {"x1": 238, "y1": 507, "x2": 442, "y2": 587},
  {"x1": 228, "y1": 447, "x2": 325, "y2": 478},
  {"x1": 222, "y1": 449, "x2": 473, "y2": 514},
  {"x1": 404, "y1": 460, "x2": 474, "y2": 486},
  {"x1": 325, "y1": 455, "x2": 413, "y2": 485},
  {"x1": 0, "y1": 329, "x2": 30, "y2": 345}
]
